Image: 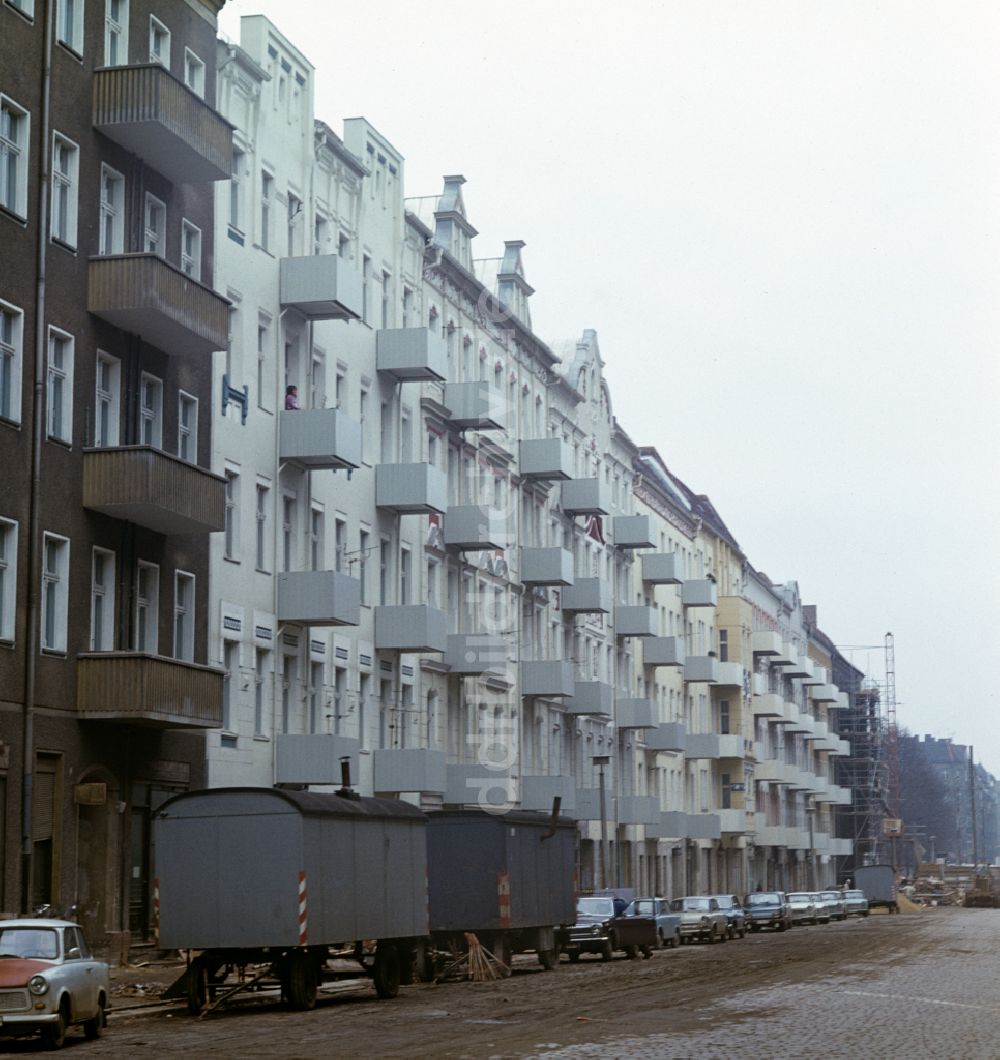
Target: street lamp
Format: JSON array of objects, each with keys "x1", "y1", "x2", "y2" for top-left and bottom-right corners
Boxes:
[{"x1": 593, "y1": 755, "x2": 611, "y2": 891}]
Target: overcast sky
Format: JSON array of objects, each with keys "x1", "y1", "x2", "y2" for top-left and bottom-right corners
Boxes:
[{"x1": 220, "y1": 2, "x2": 1000, "y2": 775}]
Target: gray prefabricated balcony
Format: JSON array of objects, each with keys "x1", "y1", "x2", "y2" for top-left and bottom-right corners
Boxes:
[
  {"x1": 715, "y1": 661, "x2": 745, "y2": 688},
  {"x1": 685, "y1": 733, "x2": 720, "y2": 759},
  {"x1": 681, "y1": 579, "x2": 718, "y2": 607},
  {"x1": 520, "y1": 547, "x2": 574, "y2": 586},
  {"x1": 683, "y1": 655, "x2": 720, "y2": 683},
  {"x1": 612, "y1": 515, "x2": 655, "y2": 549},
  {"x1": 376, "y1": 463, "x2": 448, "y2": 514},
  {"x1": 618, "y1": 795, "x2": 660, "y2": 826},
  {"x1": 278, "y1": 408, "x2": 361, "y2": 470},
  {"x1": 565, "y1": 681, "x2": 613, "y2": 717},
  {"x1": 686, "y1": 812, "x2": 722, "y2": 840},
  {"x1": 644, "y1": 721, "x2": 687, "y2": 753},
  {"x1": 277, "y1": 571, "x2": 360, "y2": 626},
  {"x1": 519, "y1": 437, "x2": 574, "y2": 480},
  {"x1": 373, "y1": 748, "x2": 447, "y2": 795},
  {"x1": 444, "y1": 633, "x2": 508, "y2": 675},
  {"x1": 520, "y1": 775, "x2": 576, "y2": 813},
  {"x1": 810, "y1": 683, "x2": 839, "y2": 703},
  {"x1": 275, "y1": 734, "x2": 360, "y2": 786},
  {"x1": 573, "y1": 788, "x2": 602, "y2": 821},
  {"x1": 376, "y1": 327, "x2": 448, "y2": 381},
  {"x1": 751, "y1": 630, "x2": 783, "y2": 656},
  {"x1": 520, "y1": 660, "x2": 575, "y2": 698},
  {"x1": 615, "y1": 698, "x2": 657, "y2": 729},
  {"x1": 783, "y1": 654, "x2": 813, "y2": 679},
  {"x1": 615, "y1": 605, "x2": 657, "y2": 638},
  {"x1": 443, "y1": 505, "x2": 506, "y2": 550},
  {"x1": 752, "y1": 692, "x2": 785, "y2": 718},
  {"x1": 561, "y1": 577, "x2": 612, "y2": 614},
  {"x1": 641, "y1": 552, "x2": 685, "y2": 584},
  {"x1": 560, "y1": 477, "x2": 610, "y2": 516},
  {"x1": 374, "y1": 605, "x2": 448, "y2": 653},
  {"x1": 279, "y1": 255, "x2": 362, "y2": 319},
  {"x1": 443, "y1": 381, "x2": 505, "y2": 430},
  {"x1": 642, "y1": 636, "x2": 685, "y2": 668},
  {"x1": 445, "y1": 763, "x2": 514, "y2": 808},
  {"x1": 652, "y1": 811, "x2": 689, "y2": 839}
]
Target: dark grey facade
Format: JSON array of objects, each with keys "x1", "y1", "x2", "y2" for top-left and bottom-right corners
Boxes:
[{"x1": 0, "y1": 0, "x2": 228, "y2": 945}]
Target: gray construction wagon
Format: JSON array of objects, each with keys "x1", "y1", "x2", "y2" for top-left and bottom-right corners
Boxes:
[
  {"x1": 154, "y1": 787, "x2": 427, "y2": 1012},
  {"x1": 425, "y1": 808, "x2": 577, "y2": 973}
]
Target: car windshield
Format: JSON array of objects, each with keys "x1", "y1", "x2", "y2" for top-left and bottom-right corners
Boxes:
[
  {"x1": 671, "y1": 897, "x2": 709, "y2": 912},
  {"x1": 577, "y1": 898, "x2": 615, "y2": 917},
  {"x1": 819, "y1": 891, "x2": 840, "y2": 900},
  {"x1": 0, "y1": 927, "x2": 59, "y2": 959},
  {"x1": 746, "y1": 892, "x2": 780, "y2": 905}
]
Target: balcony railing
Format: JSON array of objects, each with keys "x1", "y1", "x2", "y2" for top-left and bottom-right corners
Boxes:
[
  {"x1": 279, "y1": 408, "x2": 362, "y2": 470},
  {"x1": 641, "y1": 636, "x2": 685, "y2": 668},
  {"x1": 520, "y1": 660, "x2": 574, "y2": 698},
  {"x1": 561, "y1": 577, "x2": 611, "y2": 614},
  {"x1": 640, "y1": 552, "x2": 685, "y2": 584},
  {"x1": 277, "y1": 571, "x2": 360, "y2": 627},
  {"x1": 374, "y1": 605, "x2": 447, "y2": 653},
  {"x1": 519, "y1": 438, "x2": 573, "y2": 480},
  {"x1": 444, "y1": 633, "x2": 507, "y2": 675},
  {"x1": 615, "y1": 697, "x2": 657, "y2": 729},
  {"x1": 560, "y1": 477, "x2": 610, "y2": 516},
  {"x1": 443, "y1": 505, "x2": 505, "y2": 551},
  {"x1": 683, "y1": 655, "x2": 719, "y2": 683},
  {"x1": 76, "y1": 652, "x2": 223, "y2": 728},
  {"x1": 520, "y1": 547, "x2": 574, "y2": 586},
  {"x1": 88, "y1": 254, "x2": 229, "y2": 356},
  {"x1": 373, "y1": 749, "x2": 447, "y2": 795},
  {"x1": 565, "y1": 681, "x2": 613, "y2": 717},
  {"x1": 376, "y1": 463, "x2": 448, "y2": 514},
  {"x1": 82, "y1": 446, "x2": 225, "y2": 534},
  {"x1": 92, "y1": 64, "x2": 232, "y2": 183},
  {"x1": 279, "y1": 255, "x2": 363, "y2": 319},
  {"x1": 611, "y1": 515, "x2": 655, "y2": 549},
  {"x1": 681, "y1": 579, "x2": 718, "y2": 608},
  {"x1": 614, "y1": 605, "x2": 657, "y2": 638},
  {"x1": 443, "y1": 381, "x2": 505, "y2": 430},
  {"x1": 376, "y1": 327, "x2": 448, "y2": 381},
  {"x1": 643, "y1": 721, "x2": 687, "y2": 753}
]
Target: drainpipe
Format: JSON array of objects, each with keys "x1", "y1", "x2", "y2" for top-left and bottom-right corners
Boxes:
[{"x1": 21, "y1": 0, "x2": 55, "y2": 915}]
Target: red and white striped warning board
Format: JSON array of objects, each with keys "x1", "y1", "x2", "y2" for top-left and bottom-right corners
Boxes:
[{"x1": 298, "y1": 871, "x2": 308, "y2": 945}]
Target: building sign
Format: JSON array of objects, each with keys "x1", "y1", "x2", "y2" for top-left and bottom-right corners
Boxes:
[{"x1": 883, "y1": 818, "x2": 903, "y2": 837}]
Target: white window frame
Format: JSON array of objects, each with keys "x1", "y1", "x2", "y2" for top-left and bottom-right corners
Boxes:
[
  {"x1": 255, "y1": 481, "x2": 269, "y2": 572},
  {"x1": 104, "y1": 0, "x2": 128, "y2": 66},
  {"x1": 222, "y1": 640, "x2": 237, "y2": 731},
  {"x1": 0, "y1": 299, "x2": 24, "y2": 425},
  {"x1": 143, "y1": 192, "x2": 165, "y2": 256},
  {"x1": 256, "y1": 311, "x2": 271, "y2": 410},
  {"x1": 41, "y1": 532, "x2": 69, "y2": 653},
  {"x1": 94, "y1": 350, "x2": 120, "y2": 447},
  {"x1": 183, "y1": 47, "x2": 205, "y2": 98},
  {"x1": 173, "y1": 570, "x2": 195, "y2": 661},
  {"x1": 224, "y1": 467, "x2": 240, "y2": 560},
  {"x1": 229, "y1": 146, "x2": 243, "y2": 232},
  {"x1": 253, "y1": 647, "x2": 270, "y2": 736},
  {"x1": 139, "y1": 371, "x2": 162, "y2": 448},
  {"x1": 50, "y1": 132, "x2": 79, "y2": 247},
  {"x1": 135, "y1": 559, "x2": 159, "y2": 653},
  {"x1": 5, "y1": 0, "x2": 36, "y2": 18},
  {"x1": 309, "y1": 504, "x2": 324, "y2": 571},
  {"x1": 46, "y1": 327, "x2": 74, "y2": 444},
  {"x1": 180, "y1": 219, "x2": 201, "y2": 280},
  {"x1": 260, "y1": 170, "x2": 273, "y2": 252},
  {"x1": 99, "y1": 164, "x2": 124, "y2": 255},
  {"x1": 177, "y1": 390, "x2": 197, "y2": 462},
  {"x1": 0, "y1": 518, "x2": 17, "y2": 643},
  {"x1": 56, "y1": 0, "x2": 84, "y2": 54},
  {"x1": 148, "y1": 14, "x2": 170, "y2": 65},
  {"x1": 90, "y1": 546, "x2": 115, "y2": 651},
  {"x1": 0, "y1": 95, "x2": 30, "y2": 218}
]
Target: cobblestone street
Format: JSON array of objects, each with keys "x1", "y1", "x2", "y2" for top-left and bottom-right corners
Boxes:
[{"x1": 6, "y1": 907, "x2": 995, "y2": 1059}]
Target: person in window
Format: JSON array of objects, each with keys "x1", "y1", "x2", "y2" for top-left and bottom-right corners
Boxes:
[{"x1": 285, "y1": 385, "x2": 300, "y2": 410}]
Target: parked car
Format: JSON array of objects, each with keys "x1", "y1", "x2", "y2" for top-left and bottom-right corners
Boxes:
[
  {"x1": 743, "y1": 890, "x2": 792, "y2": 932},
  {"x1": 808, "y1": 892, "x2": 832, "y2": 924},
  {"x1": 624, "y1": 897, "x2": 682, "y2": 949},
  {"x1": 710, "y1": 894, "x2": 747, "y2": 939},
  {"x1": 557, "y1": 896, "x2": 656, "y2": 961},
  {"x1": 0, "y1": 918, "x2": 110, "y2": 1049},
  {"x1": 843, "y1": 888, "x2": 871, "y2": 917},
  {"x1": 786, "y1": 892, "x2": 820, "y2": 925},
  {"x1": 815, "y1": 889, "x2": 847, "y2": 921},
  {"x1": 668, "y1": 896, "x2": 729, "y2": 944}
]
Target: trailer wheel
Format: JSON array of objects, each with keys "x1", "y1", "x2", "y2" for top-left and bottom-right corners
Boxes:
[
  {"x1": 187, "y1": 958, "x2": 209, "y2": 1016},
  {"x1": 414, "y1": 940, "x2": 436, "y2": 983},
  {"x1": 538, "y1": 947, "x2": 558, "y2": 971},
  {"x1": 489, "y1": 935, "x2": 512, "y2": 977},
  {"x1": 285, "y1": 952, "x2": 319, "y2": 1011},
  {"x1": 373, "y1": 943, "x2": 400, "y2": 999},
  {"x1": 396, "y1": 943, "x2": 416, "y2": 986}
]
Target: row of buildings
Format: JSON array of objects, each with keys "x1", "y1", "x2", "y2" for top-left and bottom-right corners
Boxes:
[{"x1": 1, "y1": 5, "x2": 870, "y2": 948}]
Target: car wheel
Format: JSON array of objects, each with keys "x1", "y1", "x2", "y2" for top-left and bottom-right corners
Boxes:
[
  {"x1": 624, "y1": 944, "x2": 638, "y2": 960},
  {"x1": 567, "y1": 950, "x2": 581, "y2": 963},
  {"x1": 83, "y1": 995, "x2": 107, "y2": 1040},
  {"x1": 719, "y1": 926, "x2": 728, "y2": 942},
  {"x1": 538, "y1": 947, "x2": 558, "y2": 971},
  {"x1": 671, "y1": 930, "x2": 681, "y2": 949},
  {"x1": 641, "y1": 945, "x2": 653, "y2": 959},
  {"x1": 654, "y1": 931, "x2": 664, "y2": 950},
  {"x1": 41, "y1": 998, "x2": 69, "y2": 1050},
  {"x1": 600, "y1": 938, "x2": 614, "y2": 961}
]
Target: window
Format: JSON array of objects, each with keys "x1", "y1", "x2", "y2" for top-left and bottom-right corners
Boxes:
[
  {"x1": 229, "y1": 148, "x2": 243, "y2": 232},
  {"x1": 718, "y1": 629, "x2": 729, "y2": 662},
  {"x1": 260, "y1": 171, "x2": 273, "y2": 252},
  {"x1": 149, "y1": 15, "x2": 170, "y2": 65},
  {"x1": 358, "y1": 530, "x2": 369, "y2": 603},
  {"x1": 309, "y1": 506, "x2": 324, "y2": 571},
  {"x1": 310, "y1": 348, "x2": 325, "y2": 409},
  {"x1": 402, "y1": 286, "x2": 412, "y2": 327},
  {"x1": 177, "y1": 391, "x2": 197, "y2": 461},
  {"x1": 183, "y1": 47, "x2": 205, "y2": 97},
  {"x1": 41, "y1": 533, "x2": 69, "y2": 653},
  {"x1": 138, "y1": 372, "x2": 162, "y2": 447},
  {"x1": 399, "y1": 547, "x2": 411, "y2": 605},
  {"x1": 98, "y1": 165, "x2": 124, "y2": 255},
  {"x1": 0, "y1": 96, "x2": 29, "y2": 217},
  {"x1": 56, "y1": 0, "x2": 83, "y2": 53},
  {"x1": 313, "y1": 212, "x2": 327, "y2": 255},
  {"x1": 381, "y1": 270, "x2": 390, "y2": 329},
  {"x1": 135, "y1": 560, "x2": 158, "y2": 652},
  {"x1": 46, "y1": 328, "x2": 73, "y2": 444},
  {"x1": 282, "y1": 493, "x2": 296, "y2": 571},
  {"x1": 362, "y1": 255, "x2": 370, "y2": 323},
  {"x1": 104, "y1": 0, "x2": 127, "y2": 66},
  {"x1": 0, "y1": 300, "x2": 23, "y2": 424},
  {"x1": 90, "y1": 547, "x2": 115, "y2": 651},
  {"x1": 359, "y1": 387, "x2": 368, "y2": 461},
  {"x1": 334, "y1": 519, "x2": 345, "y2": 573},
  {"x1": 379, "y1": 539, "x2": 389, "y2": 605},
  {"x1": 181, "y1": 220, "x2": 201, "y2": 280},
  {"x1": 720, "y1": 700, "x2": 731, "y2": 735},
  {"x1": 224, "y1": 469, "x2": 239, "y2": 560},
  {"x1": 286, "y1": 191, "x2": 301, "y2": 256},
  {"x1": 337, "y1": 232, "x2": 349, "y2": 258},
  {"x1": 255, "y1": 482, "x2": 269, "y2": 571},
  {"x1": 50, "y1": 133, "x2": 78, "y2": 247},
  {"x1": 93, "y1": 351, "x2": 119, "y2": 447},
  {"x1": 254, "y1": 648, "x2": 270, "y2": 736},
  {"x1": 173, "y1": 571, "x2": 194, "y2": 661},
  {"x1": 143, "y1": 193, "x2": 165, "y2": 256},
  {"x1": 0, "y1": 518, "x2": 17, "y2": 642},
  {"x1": 256, "y1": 312, "x2": 271, "y2": 409},
  {"x1": 222, "y1": 641, "x2": 237, "y2": 730},
  {"x1": 308, "y1": 661, "x2": 322, "y2": 733},
  {"x1": 6, "y1": 0, "x2": 35, "y2": 17}
]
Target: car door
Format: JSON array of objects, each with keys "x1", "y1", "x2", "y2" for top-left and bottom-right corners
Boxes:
[{"x1": 65, "y1": 927, "x2": 98, "y2": 1017}]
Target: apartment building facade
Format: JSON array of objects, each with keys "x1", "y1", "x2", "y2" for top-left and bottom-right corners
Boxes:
[{"x1": 0, "y1": 0, "x2": 230, "y2": 940}]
